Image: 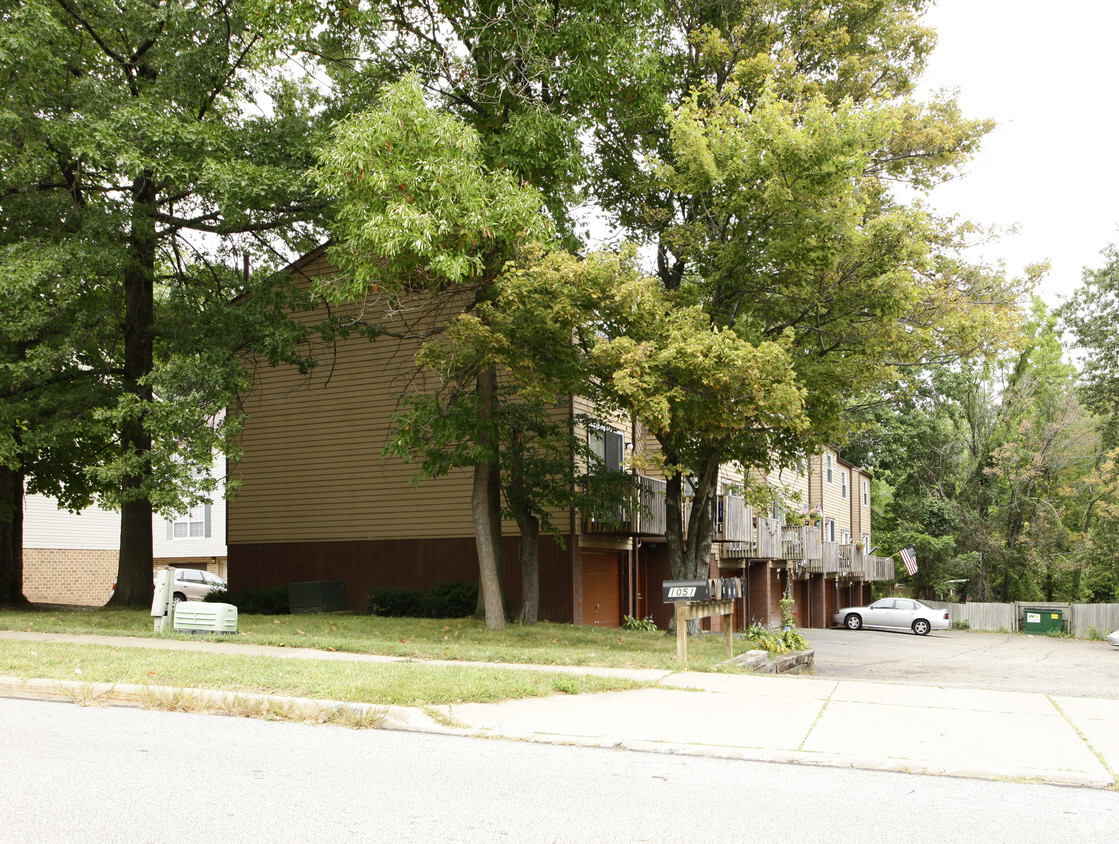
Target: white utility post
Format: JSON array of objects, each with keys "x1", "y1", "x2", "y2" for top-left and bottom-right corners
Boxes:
[{"x1": 151, "y1": 568, "x2": 175, "y2": 633}]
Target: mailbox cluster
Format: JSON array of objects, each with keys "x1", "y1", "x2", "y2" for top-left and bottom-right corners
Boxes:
[{"x1": 662, "y1": 578, "x2": 743, "y2": 603}]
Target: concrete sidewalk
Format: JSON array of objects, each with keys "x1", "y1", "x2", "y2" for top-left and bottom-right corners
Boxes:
[{"x1": 2, "y1": 631, "x2": 1116, "y2": 788}]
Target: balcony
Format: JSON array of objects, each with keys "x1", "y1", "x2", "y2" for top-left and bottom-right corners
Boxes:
[
  {"x1": 829, "y1": 546, "x2": 891, "y2": 580},
  {"x1": 755, "y1": 516, "x2": 783, "y2": 558},
  {"x1": 781, "y1": 525, "x2": 822, "y2": 563},
  {"x1": 717, "y1": 495, "x2": 754, "y2": 556},
  {"x1": 865, "y1": 554, "x2": 894, "y2": 581},
  {"x1": 834, "y1": 543, "x2": 851, "y2": 576},
  {"x1": 583, "y1": 474, "x2": 667, "y2": 536}
]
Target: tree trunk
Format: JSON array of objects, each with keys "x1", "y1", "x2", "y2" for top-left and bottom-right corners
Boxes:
[
  {"x1": 662, "y1": 444, "x2": 721, "y2": 634},
  {"x1": 515, "y1": 511, "x2": 540, "y2": 625},
  {"x1": 472, "y1": 366, "x2": 505, "y2": 629},
  {"x1": 0, "y1": 461, "x2": 30, "y2": 608},
  {"x1": 107, "y1": 174, "x2": 157, "y2": 608}
]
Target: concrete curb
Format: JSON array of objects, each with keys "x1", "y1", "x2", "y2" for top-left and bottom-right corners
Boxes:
[{"x1": 0, "y1": 675, "x2": 458, "y2": 734}]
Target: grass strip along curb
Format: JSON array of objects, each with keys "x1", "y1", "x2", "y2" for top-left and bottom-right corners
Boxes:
[
  {"x1": 0, "y1": 675, "x2": 399, "y2": 729},
  {"x1": 0, "y1": 640, "x2": 652, "y2": 710}
]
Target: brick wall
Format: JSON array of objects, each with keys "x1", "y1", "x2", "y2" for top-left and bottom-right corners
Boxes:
[
  {"x1": 23, "y1": 550, "x2": 227, "y2": 606},
  {"x1": 23, "y1": 549, "x2": 118, "y2": 607},
  {"x1": 156, "y1": 557, "x2": 227, "y2": 579}
]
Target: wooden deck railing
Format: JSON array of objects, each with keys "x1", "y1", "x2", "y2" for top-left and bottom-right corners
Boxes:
[
  {"x1": 755, "y1": 517, "x2": 783, "y2": 558},
  {"x1": 865, "y1": 555, "x2": 894, "y2": 581},
  {"x1": 780, "y1": 525, "x2": 822, "y2": 563},
  {"x1": 583, "y1": 474, "x2": 667, "y2": 536},
  {"x1": 585, "y1": 484, "x2": 892, "y2": 581}
]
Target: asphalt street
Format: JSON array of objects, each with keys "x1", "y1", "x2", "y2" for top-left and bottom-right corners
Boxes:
[{"x1": 2, "y1": 697, "x2": 1117, "y2": 843}]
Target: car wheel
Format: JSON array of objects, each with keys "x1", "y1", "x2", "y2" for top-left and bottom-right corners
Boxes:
[
  {"x1": 845, "y1": 614, "x2": 862, "y2": 630},
  {"x1": 173, "y1": 592, "x2": 186, "y2": 607},
  {"x1": 912, "y1": 619, "x2": 931, "y2": 636}
]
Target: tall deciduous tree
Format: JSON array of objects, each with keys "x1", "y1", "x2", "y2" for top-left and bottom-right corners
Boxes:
[
  {"x1": 315, "y1": 78, "x2": 552, "y2": 628},
  {"x1": 0, "y1": 242, "x2": 118, "y2": 606},
  {"x1": 311, "y1": 2, "x2": 655, "y2": 628},
  {"x1": 847, "y1": 301, "x2": 1101, "y2": 602},
  {"x1": 1061, "y1": 245, "x2": 1119, "y2": 442},
  {"x1": 591, "y1": 0, "x2": 1025, "y2": 589},
  {"x1": 0, "y1": 0, "x2": 324, "y2": 606}
]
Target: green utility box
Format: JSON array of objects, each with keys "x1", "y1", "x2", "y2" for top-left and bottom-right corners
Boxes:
[{"x1": 1022, "y1": 608, "x2": 1064, "y2": 634}]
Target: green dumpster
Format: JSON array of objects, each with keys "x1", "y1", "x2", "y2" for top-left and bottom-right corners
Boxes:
[{"x1": 1022, "y1": 608, "x2": 1063, "y2": 634}]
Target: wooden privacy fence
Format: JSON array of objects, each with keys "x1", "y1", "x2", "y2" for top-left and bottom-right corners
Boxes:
[{"x1": 924, "y1": 601, "x2": 1119, "y2": 637}]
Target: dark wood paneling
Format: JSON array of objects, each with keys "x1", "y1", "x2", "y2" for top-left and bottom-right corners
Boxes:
[
  {"x1": 580, "y1": 551, "x2": 621, "y2": 628},
  {"x1": 638, "y1": 543, "x2": 673, "y2": 631},
  {"x1": 229, "y1": 535, "x2": 575, "y2": 622}
]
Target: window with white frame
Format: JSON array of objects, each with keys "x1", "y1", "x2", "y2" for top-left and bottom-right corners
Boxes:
[
  {"x1": 862, "y1": 534, "x2": 870, "y2": 550},
  {"x1": 841, "y1": 530, "x2": 850, "y2": 545},
  {"x1": 841, "y1": 469, "x2": 848, "y2": 499},
  {"x1": 862, "y1": 479, "x2": 870, "y2": 507},
  {"x1": 167, "y1": 503, "x2": 211, "y2": 539},
  {"x1": 825, "y1": 518, "x2": 836, "y2": 542},
  {"x1": 825, "y1": 454, "x2": 834, "y2": 484},
  {"x1": 588, "y1": 427, "x2": 624, "y2": 472}
]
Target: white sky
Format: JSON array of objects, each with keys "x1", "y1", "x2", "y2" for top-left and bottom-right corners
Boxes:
[{"x1": 917, "y1": 0, "x2": 1119, "y2": 307}]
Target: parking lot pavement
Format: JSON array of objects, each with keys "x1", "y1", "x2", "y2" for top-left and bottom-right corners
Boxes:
[{"x1": 805, "y1": 627, "x2": 1119, "y2": 698}]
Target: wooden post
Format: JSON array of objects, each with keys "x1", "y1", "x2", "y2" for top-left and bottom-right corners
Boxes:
[
  {"x1": 723, "y1": 610, "x2": 733, "y2": 659},
  {"x1": 676, "y1": 603, "x2": 687, "y2": 664},
  {"x1": 673, "y1": 599, "x2": 736, "y2": 666}
]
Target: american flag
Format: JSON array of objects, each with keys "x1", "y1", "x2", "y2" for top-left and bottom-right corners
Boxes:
[{"x1": 900, "y1": 545, "x2": 918, "y2": 576}]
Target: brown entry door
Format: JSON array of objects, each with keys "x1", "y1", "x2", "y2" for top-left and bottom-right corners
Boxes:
[{"x1": 581, "y1": 551, "x2": 621, "y2": 628}]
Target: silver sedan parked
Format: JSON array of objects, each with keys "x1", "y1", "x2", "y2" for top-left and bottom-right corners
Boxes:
[
  {"x1": 1108, "y1": 630, "x2": 1119, "y2": 648},
  {"x1": 833, "y1": 598, "x2": 950, "y2": 636}
]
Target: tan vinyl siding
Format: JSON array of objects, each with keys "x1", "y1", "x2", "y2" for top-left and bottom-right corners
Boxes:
[
  {"x1": 817, "y1": 449, "x2": 849, "y2": 537},
  {"x1": 854, "y1": 469, "x2": 872, "y2": 543},
  {"x1": 230, "y1": 257, "x2": 483, "y2": 544},
  {"x1": 746, "y1": 463, "x2": 808, "y2": 515}
]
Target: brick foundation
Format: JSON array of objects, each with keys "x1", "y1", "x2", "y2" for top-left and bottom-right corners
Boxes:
[
  {"x1": 22, "y1": 549, "x2": 118, "y2": 607},
  {"x1": 22, "y1": 551, "x2": 227, "y2": 607}
]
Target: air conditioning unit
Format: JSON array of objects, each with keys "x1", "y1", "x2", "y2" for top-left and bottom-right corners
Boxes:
[
  {"x1": 288, "y1": 580, "x2": 346, "y2": 614},
  {"x1": 173, "y1": 601, "x2": 238, "y2": 635}
]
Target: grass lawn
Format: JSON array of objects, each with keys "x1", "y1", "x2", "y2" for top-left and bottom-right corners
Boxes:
[
  {"x1": 0, "y1": 608, "x2": 763, "y2": 672},
  {"x1": 0, "y1": 639, "x2": 647, "y2": 706}
]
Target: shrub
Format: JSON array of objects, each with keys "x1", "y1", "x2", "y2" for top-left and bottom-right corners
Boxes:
[
  {"x1": 367, "y1": 586, "x2": 425, "y2": 617},
  {"x1": 621, "y1": 615, "x2": 658, "y2": 632},
  {"x1": 423, "y1": 581, "x2": 479, "y2": 618},
  {"x1": 780, "y1": 628, "x2": 810, "y2": 652},
  {"x1": 205, "y1": 586, "x2": 289, "y2": 615},
  {"x1": 367, "y1": 581, "x2": 478, "y2": 618},
  {"x1": 745, "y1": 623, "x2": 788, "y2": 654},
  {"x1": 951, "y1": 619, "x2": 970, "y2": 630}
]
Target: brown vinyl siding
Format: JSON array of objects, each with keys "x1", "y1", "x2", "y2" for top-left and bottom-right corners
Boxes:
[
  {"x1": 229, "y1": 254, "x2": 484, "y2": 544},
  {"x1": 231, "y1": 535, "x2": 575, "y2": 620}
]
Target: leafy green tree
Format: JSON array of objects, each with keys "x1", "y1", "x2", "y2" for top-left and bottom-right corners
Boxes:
[
  {"x1": 590, "y1": 0, "x2": 1025, "y2": 589},
  {"x1": 315, "y1": 78, "x2": 553, "y2": 628},
  {"x1": 491, "y1": 247, "x2": 807, "y2": 628},
  {"x1": 848, "y1": 301, "x2": 1101, "y2": 602},
  {"x1": 0, "y1": 243, "x2": 118, "y2": 606},
  {"x1": 311, "y1": 0, "x2": 655, "y2": 628},
  {"x1": 1061, "y1": 245, "x2": 1119, "y2": 443},
  {"x1": 0, "y1": 0, "x2": 324, "y2": 605}
]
